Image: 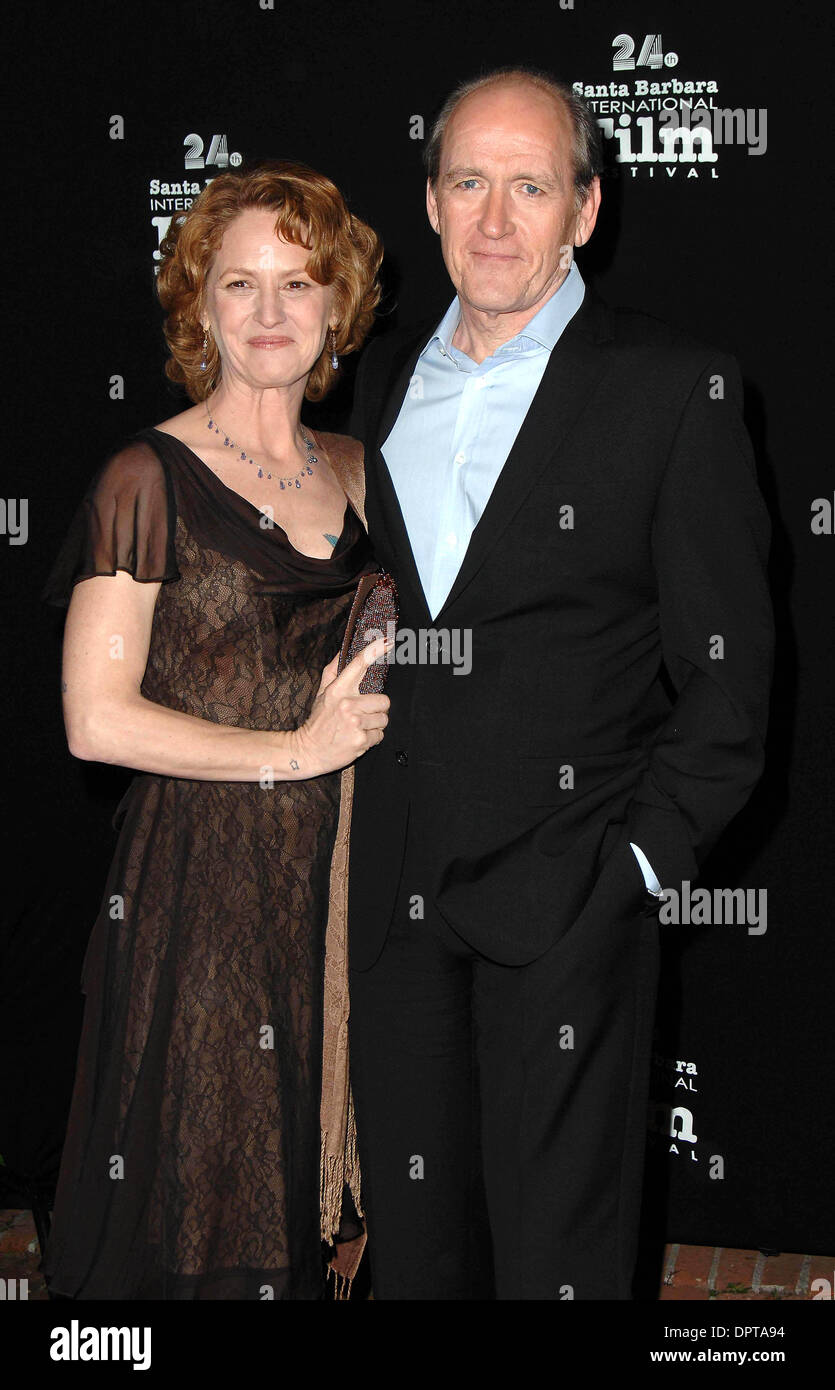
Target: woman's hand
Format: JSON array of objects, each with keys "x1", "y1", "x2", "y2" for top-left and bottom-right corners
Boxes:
[{"x1": 287, "y1": 635, "x2": 393, "y2": 777}]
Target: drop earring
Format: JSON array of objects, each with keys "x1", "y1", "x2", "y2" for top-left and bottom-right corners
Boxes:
[
  {"x1": 200, "y1": 329, "x2": 209, "y2": 372},
  {"x1": 329, "y1": 328, "x2": 339, "y2": 371}
]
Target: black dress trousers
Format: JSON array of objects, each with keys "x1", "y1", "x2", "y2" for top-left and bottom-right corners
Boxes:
[{"x1": 349, "y1": 814, "x2": 661, "y2": 1300}]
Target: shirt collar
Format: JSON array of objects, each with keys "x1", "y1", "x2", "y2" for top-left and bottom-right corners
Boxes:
[{"x1": 422, "y1": 258, "x2": 585, "y2": 364}]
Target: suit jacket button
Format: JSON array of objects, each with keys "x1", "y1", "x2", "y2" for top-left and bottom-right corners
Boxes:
[{"x1": 395, "y1": 750, "x2": 408, "y2": 767}]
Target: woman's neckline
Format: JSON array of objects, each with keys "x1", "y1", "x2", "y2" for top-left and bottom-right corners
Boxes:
[{"x1": 145, "y1": 425, "x2": 353, "y2": 564}]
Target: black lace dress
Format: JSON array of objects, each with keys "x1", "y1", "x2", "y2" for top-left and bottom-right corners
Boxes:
[{"x1": 40, "y1": 426, "x2": 374, "y2": 1299}]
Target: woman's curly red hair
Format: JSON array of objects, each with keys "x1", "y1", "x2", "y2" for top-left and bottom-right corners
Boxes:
[{"x1": 156, "y1": 160, "x2": 383, "y2": 402}]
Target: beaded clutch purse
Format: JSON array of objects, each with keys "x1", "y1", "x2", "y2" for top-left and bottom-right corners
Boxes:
[{"x1": 337, "y1": 570, "x2": 399, "y2": 694}]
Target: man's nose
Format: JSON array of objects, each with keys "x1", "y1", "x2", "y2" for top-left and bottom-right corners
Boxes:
[{"x1": 478, "y1": 186, "x2": 514, "y2": 238}]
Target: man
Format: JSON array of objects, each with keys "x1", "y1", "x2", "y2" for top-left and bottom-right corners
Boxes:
[{"x1": 346, "y1": 67, "x2": 774, "y2": 1299}]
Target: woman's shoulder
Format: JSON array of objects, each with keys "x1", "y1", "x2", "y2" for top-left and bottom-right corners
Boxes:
[
  {"x1": 43, "y1": 430, "x2": 182, "y2": 609},
  {"x1": 84, "y1": 431, "x2": 180, "y2": 518},
  {"x1": 109, "y1": 400, "x2": 208, "y2": 481},
  {"x1": 91, "y1": 433, "x2": 168, "y2": 485}
]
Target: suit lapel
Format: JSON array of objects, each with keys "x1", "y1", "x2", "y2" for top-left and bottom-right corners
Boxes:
[{"x1": 366, "y1": 325, "x2": 436, "y2": 620}]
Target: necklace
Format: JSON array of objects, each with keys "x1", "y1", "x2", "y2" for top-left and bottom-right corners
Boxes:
[{"x1": 204, "y1": 407, "x2": 318, "y2": 489}]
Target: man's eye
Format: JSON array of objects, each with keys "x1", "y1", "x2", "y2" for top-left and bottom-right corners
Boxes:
[
  {"x1": 521, "y1": 183, "x2": 542, "y2": 196},
  {"x1": 456, "y1": 179, "x2": 479, "y2": 190}
]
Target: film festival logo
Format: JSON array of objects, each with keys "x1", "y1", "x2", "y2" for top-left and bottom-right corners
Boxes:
[
  {"x1": 573, "y1": 32, "x2": 767, "y2": 181},
  {"x1": 646, "y1": 1051, "x2": 725, "y2": 1176},
  {"x1": 149, "y1": 133, "x2": 244, "y2": 270}
]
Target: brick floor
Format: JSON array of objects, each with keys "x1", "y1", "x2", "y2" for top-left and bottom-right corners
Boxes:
[
  {"x1": 1, "y1": 1208, "x2": 831, "y2": 1300},
  {"x1": 661, "y1": 1242, "x2": 714, "y2": 1296},
  {"x1": 659, "y1": 1243, "x2": 830, "y2": 1300}
]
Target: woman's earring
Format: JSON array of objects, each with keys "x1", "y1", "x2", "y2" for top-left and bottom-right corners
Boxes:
[
  {"x1": 329, "y1": 328, "x2": 339, "y2": 371},
  {"x1": 200, "y1": 330, "x2": 209, "y2": 372}
]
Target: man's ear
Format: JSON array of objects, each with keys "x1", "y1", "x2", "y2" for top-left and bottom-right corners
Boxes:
[
  {"x1": 426, "y1": 178, "x2": 441, "y2": 235},
  {"x1": 574, "y1": 175, "x2": 602, "y2": 248}
]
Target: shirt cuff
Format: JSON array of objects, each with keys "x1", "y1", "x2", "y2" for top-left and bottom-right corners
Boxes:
[{"x1": 629, "y1": 841, "x2": 664, "y2": 896}]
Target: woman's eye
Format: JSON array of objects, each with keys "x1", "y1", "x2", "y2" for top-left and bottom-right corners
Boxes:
[
  {"x1": 286, "y1": 280, "x2": 310, "y2": 290},
  {"x1": 225, "y1": 279, "x2": 250, "y2": 289}
]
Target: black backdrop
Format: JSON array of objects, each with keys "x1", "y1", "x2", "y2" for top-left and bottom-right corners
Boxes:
[{"x1": 4, "y1": 0, "x2": 834, "y2": 1263}]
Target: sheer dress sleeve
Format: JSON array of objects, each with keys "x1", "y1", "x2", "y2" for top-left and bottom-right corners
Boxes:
[{"x1": 42, "y1": 440, "x2": 181, "y2": 608}]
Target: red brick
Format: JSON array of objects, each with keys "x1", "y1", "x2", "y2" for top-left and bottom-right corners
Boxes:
[
  {"x1": 669, "y1": 1244, "x2": 715, "y2": 1290},
  {"x1": 660, "y1": 1283, "x2": 710, "y2": 1300},
  {"x1": 715, "y1": 1248, "x2": 759, "y2": 1293},
  {"x1": 755, "y1": 1251, "x2": 806, "y2": 1292},
  {"x1": 664, "y1": 1245, "x2": 716, "y2": 1295}
]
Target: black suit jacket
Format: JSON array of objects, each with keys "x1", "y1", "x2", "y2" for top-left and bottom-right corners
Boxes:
[{"x1": 347, "y1": 285, "x2": 774, "y2": 970}]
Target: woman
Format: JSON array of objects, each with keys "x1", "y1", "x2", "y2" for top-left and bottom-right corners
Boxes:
[{"x1": 40, "y1": 162, "x2": 390, "y2": 1299}]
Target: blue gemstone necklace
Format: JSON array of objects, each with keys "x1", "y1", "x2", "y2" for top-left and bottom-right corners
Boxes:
[{"x1": 204, "y1": 407, "x2": 318, "y2": 489}]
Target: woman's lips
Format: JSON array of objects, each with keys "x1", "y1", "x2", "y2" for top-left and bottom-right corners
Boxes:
[{"x1": 248, "y1": 337, "x2": 294, "y2": 347}]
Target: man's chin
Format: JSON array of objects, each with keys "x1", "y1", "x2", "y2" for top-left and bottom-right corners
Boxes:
[{"x1": 455, "y1": 278, "x2": 529, "y2": 317}]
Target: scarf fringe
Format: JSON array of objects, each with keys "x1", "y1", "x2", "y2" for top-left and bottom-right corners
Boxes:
[
  {"x1": 320, "y1": 1088, "x2": 364, "y2": 1242},
  {"x1": 326, "y1": 1264, "x2": 353, "y2": 1301}
]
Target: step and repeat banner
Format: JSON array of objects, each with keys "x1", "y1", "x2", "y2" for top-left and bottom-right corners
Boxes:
[{"x1": 5, "y1": 0, "x2": 833, "y2": 1261}]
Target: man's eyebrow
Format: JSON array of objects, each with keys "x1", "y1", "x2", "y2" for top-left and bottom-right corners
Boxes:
[{"x1": 443, "y1": 166, "x2": 485, "y2": 183}]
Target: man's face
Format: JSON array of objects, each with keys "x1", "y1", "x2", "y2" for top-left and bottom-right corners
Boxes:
[{"x1": 426, "y1": 82, "x2": 600, "y2": 320}]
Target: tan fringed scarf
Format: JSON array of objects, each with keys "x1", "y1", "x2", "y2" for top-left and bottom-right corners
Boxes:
[{"x1": 314, "y1": 432, "x2": 370, "y2": 1299}]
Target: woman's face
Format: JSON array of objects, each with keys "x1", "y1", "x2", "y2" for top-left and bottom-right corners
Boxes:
[{"x1": 203, "y1": 207, "x2": 335, "y2": 394}]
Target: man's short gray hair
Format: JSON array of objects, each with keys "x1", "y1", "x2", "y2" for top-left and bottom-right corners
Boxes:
[{"x1": 423, "y1": 66, "x2": 603, "y2": 209}]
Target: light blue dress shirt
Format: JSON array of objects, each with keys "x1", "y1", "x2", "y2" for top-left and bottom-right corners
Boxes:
[{"x1": 381, "y1": 258, "x2": 663, "y2": 897}]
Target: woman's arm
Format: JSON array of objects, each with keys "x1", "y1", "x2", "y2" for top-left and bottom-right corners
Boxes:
[{"x1": 61, "y1": 571, "x2": 390, "y2": 781}]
